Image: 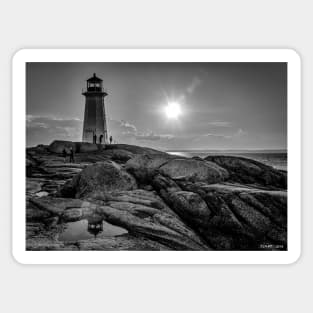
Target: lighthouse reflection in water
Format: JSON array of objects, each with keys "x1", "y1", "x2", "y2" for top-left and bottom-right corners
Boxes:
[
  {"x1": 59, "y1": 216, "x2": 128, "y2": 242},
  {"x1": 87, "y1": 217, "x2": 103, "y2": 238}
]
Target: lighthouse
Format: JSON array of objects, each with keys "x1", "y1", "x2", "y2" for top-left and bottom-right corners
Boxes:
[{"x1": 82, "y1": 73, "x2": 108, "y2": 144}]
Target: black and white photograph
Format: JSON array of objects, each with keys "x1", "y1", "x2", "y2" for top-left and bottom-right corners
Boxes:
[
  {"x1": 25, "y1": 58, "x2": 289, "y2": 252},
  {"x1": 2, "y1": 1, "x2": 311, "y2": 312}
]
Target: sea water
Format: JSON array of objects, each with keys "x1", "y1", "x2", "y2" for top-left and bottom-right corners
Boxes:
[{"x1": 167, "y1": 150, "x2": 287, "y2": 171}]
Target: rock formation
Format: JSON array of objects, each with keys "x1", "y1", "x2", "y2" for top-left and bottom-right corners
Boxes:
[{"x1": 26, "y1": 140, "x2": 287, "y2": 251}]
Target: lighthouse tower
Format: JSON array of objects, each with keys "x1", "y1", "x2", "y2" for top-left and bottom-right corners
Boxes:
[{"x1": 82, "y1": 73, "x2": 108, "y2": 144}]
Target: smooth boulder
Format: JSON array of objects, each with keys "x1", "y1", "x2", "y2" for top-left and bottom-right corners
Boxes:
[
  {"x1": 62, "y1": 161, "x2": 138, "y2": 198},
  {"x1": 125, "y1": 154, "x2": 171, "y2": 182},
  {"x1": 205, "y1": 155, "x2": 287, "y2": 189},
  {"x1": 103, "y1": 149, "x2": 134, "y2": 162},
  {"x1": 105, "y1": 144, "x2": 166, "y2": 155},
  {"x1": 167, "y1": 191, "x2": 212, "y2": 227},
  {"x1": 48, "y1": 140, "x2": 76, "y2": 154},
  {"x1": 159, "y1": 158, "x2": 229, "y2": 183},
  {"x1": 76, "y1": 142, "x2": 99, "y2": 153}
]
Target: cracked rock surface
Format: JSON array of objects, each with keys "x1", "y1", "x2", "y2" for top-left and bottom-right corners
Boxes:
[{"x1": 26, "y1": 140, "x2": 287, "y2": 251}]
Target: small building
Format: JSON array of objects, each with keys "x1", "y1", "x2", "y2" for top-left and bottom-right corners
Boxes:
[{"x1": 82, "y1": 73, "x2": 108, "y2": 144}]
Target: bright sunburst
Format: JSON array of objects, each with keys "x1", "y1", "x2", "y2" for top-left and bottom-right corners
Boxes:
[{"x1": 164, "y1": 102, "x2": 182, "y2": 119}]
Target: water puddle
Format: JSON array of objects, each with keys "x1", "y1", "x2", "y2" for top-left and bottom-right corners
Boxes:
[{"x1": 59, "y1": 218, "x2": 128, "y2": 242}]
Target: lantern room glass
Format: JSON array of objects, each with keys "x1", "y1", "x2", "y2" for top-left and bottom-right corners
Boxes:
[{"x1": 87, "y1": 81, "x2": 102, "y2": 92}]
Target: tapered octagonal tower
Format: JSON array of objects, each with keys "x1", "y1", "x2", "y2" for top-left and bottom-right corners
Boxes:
[{"x1": 82, "y1": 73, "x2": 108, "y2": 144}]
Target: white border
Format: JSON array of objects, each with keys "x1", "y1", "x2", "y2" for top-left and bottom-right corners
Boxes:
[{"x1": 12, "y1": 49, "x2": 301, "y2": 264}]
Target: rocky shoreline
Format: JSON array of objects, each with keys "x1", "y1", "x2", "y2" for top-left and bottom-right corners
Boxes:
[{"x1": 26, "y1": 140, "x2": 287, "y2": 251}]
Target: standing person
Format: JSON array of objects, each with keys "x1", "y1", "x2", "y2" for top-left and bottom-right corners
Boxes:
[
  {"x1": 69, "y1": 147, "x2": 75, "y2": 163},
  {"x1": 109, "y1": 135, "x2": 113, "y2": 144},
  {"x1": 99, "y1": 134, "x2": 103, "y2": 144},
  {"x1": 62, "y1": 148, "x2": 67, "y2": 163}
]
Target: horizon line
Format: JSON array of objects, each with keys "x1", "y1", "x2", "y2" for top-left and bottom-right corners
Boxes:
[{"x1": 165, "y1": 148, "x2": 287, "y2": 152}]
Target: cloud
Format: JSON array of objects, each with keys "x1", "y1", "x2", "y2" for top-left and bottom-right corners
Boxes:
[
  {"x1": 26, "y1": 115, "x2": 83, "y2": 146},
  {"x1": 108, "y1": 118, "x2": 174, "y2": 142},
  {"x1": 207, "y1": 121, "x2": 232, "y2": 128},
  {"x1": 27, "y1": 115, "x2": 82, "y2": 129},
  {"x1": 233, "y1": 128, "x2": 246, "y2": 138},
  {"x1": 120, "y1": 120, "x2": 137, "y2": 133},
  {"x1": 109, "y1": 119, "x2": 136, "y2": 132},
  {"x1": 173, "y1": 75, "x2": 203, "y2": 104},
  {"x1": 205, "y1": 128, "x2": 246, "y2": 139},
  {"x1": 205, "y1": 133, "x2": 231, "y2": 139},
  {"x1": 135, "y1": 132, "x2": 174, "y2": 141},
  {"x1": 186, "y1": 76, "x2": 202, "y2": 94},
  {"x1": 135, "y1": 133, "x2": 161, "y2": 141},
  {"x1": 108, "y1": 118, "x2": 138, "y2": 139}
]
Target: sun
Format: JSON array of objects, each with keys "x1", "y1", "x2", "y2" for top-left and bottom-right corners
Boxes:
[{"x1": 164, "y1": 102, "x2": 182, "y2": 119}]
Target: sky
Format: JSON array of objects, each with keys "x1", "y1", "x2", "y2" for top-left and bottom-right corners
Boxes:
[{"x1": 26, "y1": 62, "x2": 287, "y2": 150}]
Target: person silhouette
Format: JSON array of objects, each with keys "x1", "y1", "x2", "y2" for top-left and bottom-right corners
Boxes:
[
  {"x1": 62, "y1": 148, "x2": 67, "y2": 163},
  {"x1": 99, "y1": 134, "x2": 103, "y2": 144},
  {"x1": 69, "y1": 147, "x2": 75, "y2": 163},
  {"x1": 109, "y1": 135, "x2": 113, "y2": 144}
]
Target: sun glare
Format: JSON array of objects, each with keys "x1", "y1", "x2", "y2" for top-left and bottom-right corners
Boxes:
[{"x1": 164, "y1": 102, "x2": 182, "y2": 119}]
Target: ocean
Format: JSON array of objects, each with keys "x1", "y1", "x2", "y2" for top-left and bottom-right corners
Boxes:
[{"x1": 166, "y1": 150, "x2": 287, "y2": 171}]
